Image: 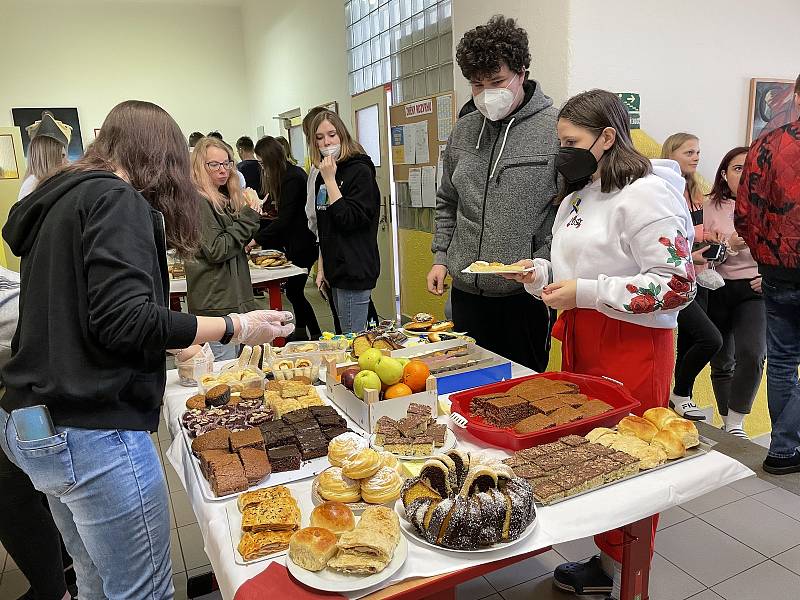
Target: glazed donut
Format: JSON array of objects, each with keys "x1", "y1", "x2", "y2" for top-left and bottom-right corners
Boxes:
[
  {"x1": 360, "y1": 466, "x2": 403, "y2": 504},
  {"x1": 318, "y1": 467, "x2": 361, "y2": 503},
  {"x1": 327, "y1": 432, "x2": 368, "y2": 467},
  {"x1": 341, "y1": 448, "x2": 382, "y2": 479}
]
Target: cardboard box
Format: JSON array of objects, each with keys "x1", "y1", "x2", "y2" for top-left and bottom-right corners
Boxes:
[{"x1": 325, "y1": 360, "x2": 438, "y2": 433}]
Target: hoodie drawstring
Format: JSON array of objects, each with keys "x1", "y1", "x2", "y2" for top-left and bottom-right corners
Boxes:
[
  {"x1": 475, "y1": 117, "x2": 487, "y2": 150},
  {"x1": 490, "y1": 118, "x2": 515, "y2": 180}
]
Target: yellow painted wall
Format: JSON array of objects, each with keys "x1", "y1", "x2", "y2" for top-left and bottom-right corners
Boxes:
[
  {"x1": 0, "y1": 127, "x2": 25, "y2": 270},
  {"x1": 398, "y1": 229, "x2": 446, "y2": 319}
]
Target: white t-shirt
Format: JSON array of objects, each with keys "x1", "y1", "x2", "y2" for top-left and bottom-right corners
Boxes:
[{"x1": 18, "y1": 174, "x2": 38, "y2": 200}]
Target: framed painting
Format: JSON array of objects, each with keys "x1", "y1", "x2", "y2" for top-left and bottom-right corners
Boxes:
[
  {"x1": 0, "y1": 134, "x2": 21, "y2": 179},
  {"x1": 11, "y1": 107, "x2": 84, "y2": 161},
  {"x1": 747, "y1": 78, "x2": 798, "y2": 143}
]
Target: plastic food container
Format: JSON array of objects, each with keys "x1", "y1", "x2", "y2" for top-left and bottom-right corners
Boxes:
[
  {"x1": 175, "y1": 350, "x2": 214, "y2": 388},
  {"x1": 448, "y1": 372, "x2": 640, "y2": 450},
  {"x1": 197, "y1": 364, "x2": 266, "y2": 394},
  {"x1": 268, "y1": 352, "x2": 323, "y2": 381},
  {"x1": 282, "y1": 341, "x2": 348, "y2": 364}
]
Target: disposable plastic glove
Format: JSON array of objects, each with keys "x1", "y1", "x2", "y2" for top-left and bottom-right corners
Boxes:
[{"x1": 230, "y1": 310, "x2": 295, "y2": 345}]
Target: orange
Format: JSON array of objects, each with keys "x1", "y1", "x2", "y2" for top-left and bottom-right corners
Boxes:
[
  {"x1": 384, "y1": 383, "x2": 413, "y2": 399},
  {"x1": 402, "y1": 360, "x2": 430, "y2": 393}
]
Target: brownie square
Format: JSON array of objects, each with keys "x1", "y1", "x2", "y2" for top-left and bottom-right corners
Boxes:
[
  {"x1": 513, "y1": 463, "x2": 548, "y2": 481},
  {"x1": 310, "y1": 405, "x2": 338, "y2": 418},
  {"x1": 281, "y1": 408, "x2": 313, "y2": 424},
  {"x1": 533, "y1": 454, "x2": 564, "y2": 472},
  {"x1": 561, "y1": 393, "x2": 590, "y2": 408},
  {"x1": 407, "y1": 402, "x2": 433, "y2": 418},
  {"x1": 550, "y1": 405, "x2": 584, "y2": 426},
  {"x1": 268, "y1": 445, "x2": 302, "y2": 472},
  {"x1": 259, "y1": 420, "x2": 285, "y2": 434},
  {"x1": 530, "y1": 396, "x2": 568, "y2": 414},
  {"x1": 533, "y1": 480, "x2": 565, "y2": 503},
  {"x1": 549, "y1": 449, "x2": 588, "y2": 467},
  {"x1": 503, "y1": 454, "x2": 530, "y2": 468},
  {"x1": 584, "y1": 443, "x2": 615, "y2": 457},
  {"x1": 397, "y1": 416, "x2": 428, "y2": 437},
  {"x1": 578, "y1": 399, "x2": 614, "y2": 418},
  {"x1": 322, "y1": 426, "x2": 349, "y2": 441},
  {"x1": 429, "y1": 424, "x2": 447, "y2": 446},
  {"x1": 299, "y1": 439, "x2": 328, "y2": 460},
  {"x1": 209, "y1": 456, "x2": 247, "y2": 496},
  {"x1": 230, "y1": 428, "x2": 265, "y2": 452},
  {"x1": 316, "y1": 415, "x2": 346, "y2": 429},
  {"x1": 517, "y1": 446, "x2": 548, "y2": 461},
  {"x1": 191, "y1": 427, "x2": 231, "y2": 456},
  {"x1": 470, "y1": 393, "x2": 510, "y2": 416},
  {"x1": 559, "y1": 435, "x2": 589, "y2": 447},
  {"x1": 199, "y1": 449, "x2": 230, "y2": 477},
  {"x1": 290, "y1": 419, "x2": 320, "y2": 433},
  {"x1": 239, "y1": 447, "x2": 271, "y2": 484},
  {"x1": 514, "y1": 413, "x2": 555, "y2": 434},
  {"x1": 261, "y1": 427, "x2": 295, "y2": 449},
  {"x1": 537, "y1": 441, "x2": 567, "y2": 455},
  {"x1": 296, "y1": 430, "x2": 326, "y2": 446}
]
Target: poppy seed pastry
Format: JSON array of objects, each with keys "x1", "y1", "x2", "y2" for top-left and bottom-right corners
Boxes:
[{"x1": 205, "y1": 385, "x2": 231, "y2": 407}]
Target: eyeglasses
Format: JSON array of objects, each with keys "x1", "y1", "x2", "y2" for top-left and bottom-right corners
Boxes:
[{"x1": 206, "y1": 160, "x2": 234, "y2": 170}]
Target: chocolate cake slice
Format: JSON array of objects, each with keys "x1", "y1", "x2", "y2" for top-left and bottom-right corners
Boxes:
[
  {"x1": 310, "y1": 405, "x2": 338, "y2": 418},
  {"x1": 230, "y1": 427, "x2": 265, "y2": 453},
  {"x1": 267, "y1": 445, "x2": 301, "y2": 472},
  {"x1": 191, "y1": 427, "x2": 231, "y2": 456},
  {"x1": 239, "y1": 448, "x2": 271, "y2": 484},
  {"x1": 316, "y1": 415, "x2": 346, "y2": 429},
  {"x1": 484, "y1": 396, "x2": 535, "y2": 427},
  {"x1": 322, "y1": 426, "x2": 349, "y2": 441},
  {"x1": 281, "y1": 408, "x2": 313, "y2": 425}
]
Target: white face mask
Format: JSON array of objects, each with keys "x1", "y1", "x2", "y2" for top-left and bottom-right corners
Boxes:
[
  {"x1": 474, "y1": 74, "x2": 520, "y2": 121},
  {"x1": 320, "y1": 144, "x2": 341, "y2": 159}
]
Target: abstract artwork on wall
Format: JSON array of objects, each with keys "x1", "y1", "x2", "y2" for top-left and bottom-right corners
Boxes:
[
  {"x1": 747, "y1": 78, "x2": 799, "y2": 143},
  {"x1": 11, "y1": 107, "x2": 84, "y2": 161},
  {"x1": 0, "y1": 135, "x2": 20, "y2": 179}
]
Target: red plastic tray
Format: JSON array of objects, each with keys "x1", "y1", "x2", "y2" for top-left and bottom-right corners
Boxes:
[{"x1": 449, "y1": 372, "x2": 640, "y2": 450}]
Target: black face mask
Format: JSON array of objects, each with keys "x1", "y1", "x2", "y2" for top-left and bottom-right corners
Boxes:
[{"x1": 555, "y1": 134, "x2": 603, "y2": 192}]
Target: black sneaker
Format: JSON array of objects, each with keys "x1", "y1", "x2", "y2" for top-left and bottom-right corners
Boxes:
[
  {"x1": 553, "y1": 555, "x2": 613, "y2": 595},
  {"x1": 763, "y1": 451, "x2": 800, "y2": 475}
]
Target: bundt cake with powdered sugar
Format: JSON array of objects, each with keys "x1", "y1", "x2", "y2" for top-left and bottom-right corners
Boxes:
[{"x1": 400, "y1": 449, "x2": 536, "y2": 550}]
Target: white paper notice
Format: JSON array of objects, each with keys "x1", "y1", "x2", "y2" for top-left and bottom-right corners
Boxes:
[
  {"x1": 414, "y1": 121, "x2": 430, "y2": 164},
  {"x1": 421, "y1": 166, "x2": 437, "y2": 208},
  {"x1": 437, "y1": 94, "x2": 453, "y2": 141},
  {"x1": 436, "y1": 144, "x2": 447, "y2": 189},
  {"x1": 402, "y1": 124, "x2": 417, "y2": 164},
  {"x1": 409, "y1": 168, "x2": 423, "y2": 208}
]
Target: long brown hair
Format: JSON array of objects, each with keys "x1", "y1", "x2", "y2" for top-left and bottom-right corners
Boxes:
[
  {"x1": 557, "y1": 89, "x2": 652, "y2": 197},
  {"x1": 190, "y1": 137, "x2": 246, "y2": 213},
  {"x1": 25, "y1": 136, "x2": 65, "y2": 182},
  {"x1": 254, "y1": 136, "x2": 287, "y2": 208},
  {"x1": 661, "y1": 133, "x2": 702, "y2": 209},
  {"x1": 57, "y1": 100, "x2": 199, "y2": 257},
  {"x1": 308, "y1": 111, "x2": 366, "y2": 167},
  {"x1": 707, "y1": 146, "x2": 749, "y2": 207}
]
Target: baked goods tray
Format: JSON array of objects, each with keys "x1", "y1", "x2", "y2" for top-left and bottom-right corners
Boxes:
[
  {"x1": 536, "y1": 442, "x2": 710, "y2": 506},
  {"x1": 449, "y1": 372, "x2": 641, "y2": 450},
  {"x1": 225, "y1": 487, "x2": 317, "y2": 565},
  {"x1": 179, "y1": 420, "x2": 345, "y2": 503}
]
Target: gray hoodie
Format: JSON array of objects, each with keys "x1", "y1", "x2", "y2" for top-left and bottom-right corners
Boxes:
[{"x1": 433, "y1": 80, "x2": 560, "y2": 297}]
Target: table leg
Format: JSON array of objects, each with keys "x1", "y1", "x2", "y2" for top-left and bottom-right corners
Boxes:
[
  {"x1": 266, "y1": 281, "x2": 286, "y2": 347},
  {"x1": 620, "y1": 515, "x2": 655, "y2": 600}
]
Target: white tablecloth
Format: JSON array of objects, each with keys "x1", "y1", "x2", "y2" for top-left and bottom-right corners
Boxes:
[
  {"x1": 169, "y1": 265, "x2": 308, "y2": 294},
  {"x1": 162, "y1": 370, "x2": 754, "y2": 600}
]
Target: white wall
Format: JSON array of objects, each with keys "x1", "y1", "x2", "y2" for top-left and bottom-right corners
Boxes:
[
  {"x1": 451, "y1": 1, "x2": 571, "y2": 109},
  {"x1": 241, "y1": 0, "x2": 352, "y2": 137},
  {"x1": 0, "y1": 0, "x2": 252, "y2": 147},
  {"x1": 567, "y1": 0, "x2": 800, "y2": 180}
]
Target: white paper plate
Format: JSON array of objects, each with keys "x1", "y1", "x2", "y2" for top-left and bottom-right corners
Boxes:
[
  {"x1": 369, "y1": 429, "x2": 457, "y2": 461},
  {"x1": 261, "y1": 262, "x2": 294, "y2": 270},
  {"x1": 461, "y1": 265, "x2": 535, "y2": 275},
  {"x1": 286, "y1": 529, "x2": 408, "y2": 592},
  {"x1": 394, "y1": 498, "x2": 537, "y2": 553}
]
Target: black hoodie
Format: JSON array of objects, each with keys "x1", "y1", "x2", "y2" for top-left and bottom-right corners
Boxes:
[
  {"x1": 1, "y1": 171, "x2": 197, "y2": 431},
  {"x1": 315, "y1": 153, "x2": 381, "y2": 290}
]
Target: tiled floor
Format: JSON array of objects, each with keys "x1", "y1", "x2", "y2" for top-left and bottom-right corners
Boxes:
[{"x1": 1, "y1": 286, "x2": 797, "y2": 599}]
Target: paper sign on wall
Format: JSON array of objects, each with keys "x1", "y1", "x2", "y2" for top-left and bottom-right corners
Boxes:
[
  {"x1": 408, "y1": 168, "x2": 422, "y2": 207},
  {"x1": 421, "y1": 166, "x2": 437, "y2": 208},
  {"x1": 436, "y1": 144, "x2": 447, "y2": 189},
  {"x1": 404, "y1": 99, "x2": 433, "y2": 118},
  {"x1": 391, "y1": 125, "x2": 405, "y2": 164},
  {"x1": 414, "y1": 121, "x2": 430, "y2": 164},
  {"x1": 402, "y1": 123, "x2": 417, "y2": 164},
  {"x1": 437, "y1": 94, "x2": 453, "y2": 141}
]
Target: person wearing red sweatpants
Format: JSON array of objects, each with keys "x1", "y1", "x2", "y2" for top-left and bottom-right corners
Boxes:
[{"x1": 505, "y1": 89, "x2": 696, "y2": 598}]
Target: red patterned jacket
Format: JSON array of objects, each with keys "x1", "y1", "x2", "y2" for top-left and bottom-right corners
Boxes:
[{"x1": 735, "y1": 120, "x2": 800, "y2": 282}]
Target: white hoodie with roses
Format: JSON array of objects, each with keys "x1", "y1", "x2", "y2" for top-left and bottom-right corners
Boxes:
[{"x1": 524, "y1": 159, "x2": 696, "y2": 329}]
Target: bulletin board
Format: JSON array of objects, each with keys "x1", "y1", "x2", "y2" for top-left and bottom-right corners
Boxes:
[{"x1": 389, "y1": 92, "x2": 455, "y2": 232}]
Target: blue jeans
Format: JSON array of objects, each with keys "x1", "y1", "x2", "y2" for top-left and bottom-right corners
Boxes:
[
  {"x1": 209, "y1": 340, "x2": 237, "y2": 361},
  {"x1": 762, "y1": 277, "x2": 800, "y2": 458},
  {"x1": 0, "y1": 409, "x2": 173, "y2": 600},
  {"x1": 332, "y1": 287, "x2": 372, "y2": 333}
]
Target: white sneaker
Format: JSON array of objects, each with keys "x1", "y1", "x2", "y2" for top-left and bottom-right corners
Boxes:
[{"x1": 669, "y1": 393, "x2": 707, "y2": 421}]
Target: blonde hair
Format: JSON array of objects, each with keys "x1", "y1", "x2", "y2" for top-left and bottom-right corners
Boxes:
[
  {"x1": 661, "y1": 133, "x2": 702, "y2": 209},
  {"x1": 308, "y1": 111, "x2": 366, "y2": 168},
  {"x1": 191, "y1": 137, "x2": 245, "y2": 213},
  {"x1": 25, "y1": 136, "x2": 66, "y2": 181}
]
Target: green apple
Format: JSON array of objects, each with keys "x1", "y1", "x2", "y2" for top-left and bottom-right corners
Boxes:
[
  {"x1": 397, "y1": 358, "x2": 410, "y2": 367},
  {"x1": 353, "y1": 370, "x2": 382, "y2": 399},
  {"x1": 358, "y1": 348, "x2": 383, "y2": 372},
  {"x1": 375, "y1": 356, "x2": 404, "y2": 386}
]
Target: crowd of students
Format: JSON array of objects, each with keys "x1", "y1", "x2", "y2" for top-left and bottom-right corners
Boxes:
[{"x1": 0, "y1": 11, "x2": 797, "y2": 600}]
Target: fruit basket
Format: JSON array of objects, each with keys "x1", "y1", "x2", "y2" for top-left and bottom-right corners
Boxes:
[{"x1": 448, "y1": 372, "x2": 640, "y2": 450}]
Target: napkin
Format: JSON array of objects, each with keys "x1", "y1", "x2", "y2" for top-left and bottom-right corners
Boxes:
[{"x1": 234, "y1": 562, "x2": 347, "y2": 600}]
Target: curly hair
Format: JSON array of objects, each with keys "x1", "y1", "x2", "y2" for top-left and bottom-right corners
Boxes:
[{"x1": 456, "y1": 15, "x2": 531, "y2": 81}]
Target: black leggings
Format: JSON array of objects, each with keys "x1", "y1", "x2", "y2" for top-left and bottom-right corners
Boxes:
[
  {"x1": 285, "y1": 273, "x2": 321, "y2": 339},
  {"x1": 0, "y1": 445, "x2": 68, "y2": 600},
  {"x1": 707, "y1": 279, "x2": 766, "y2": 415},
  {"x1": 674, "y1": 287, "x2": 723, "y2": 397}
]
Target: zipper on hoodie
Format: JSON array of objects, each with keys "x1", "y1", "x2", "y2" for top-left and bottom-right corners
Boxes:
[
  {"x1": 475, "y1": 128, "x2": 503, "y2": 293},
  {"x1": 495, "y1": 160, "x2": 548, "y2": 184}
]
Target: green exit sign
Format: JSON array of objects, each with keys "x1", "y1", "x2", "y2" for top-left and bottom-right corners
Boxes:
[{"x1": 617, "y1": 92, "x2": 641, "y2": 129}]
